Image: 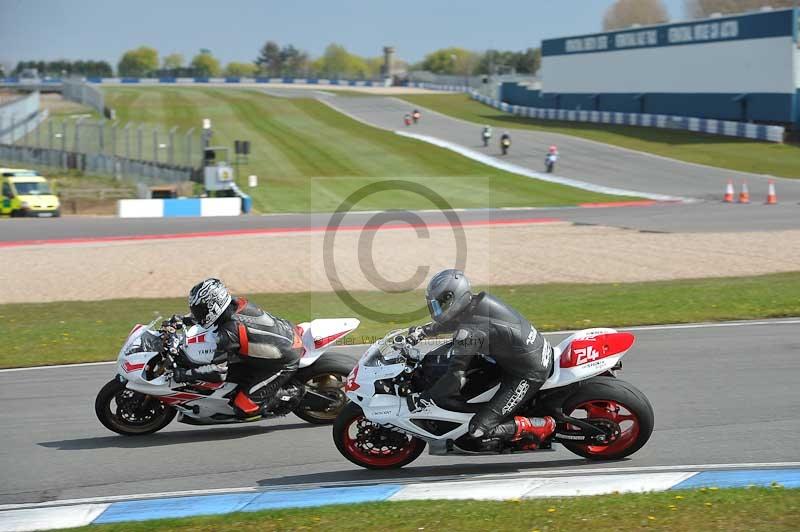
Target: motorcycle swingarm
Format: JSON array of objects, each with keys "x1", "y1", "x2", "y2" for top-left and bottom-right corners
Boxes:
[
  {"x1": 533, "y1": 385, "x2": 609, "y2": 441},
  {"x1": 300, "y1": 389, "x2": 338, "y2": 410}
]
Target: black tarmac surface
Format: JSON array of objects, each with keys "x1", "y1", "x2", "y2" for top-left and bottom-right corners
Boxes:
[{"x1": 2, "y1": 319, "x2": 798, "y2": 505}]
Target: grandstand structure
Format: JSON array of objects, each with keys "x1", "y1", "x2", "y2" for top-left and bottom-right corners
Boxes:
[{"x1": 501, "y1": 8, "x2": 800, "y2": 129}]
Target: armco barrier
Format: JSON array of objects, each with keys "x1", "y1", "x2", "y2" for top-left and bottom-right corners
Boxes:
[
  {"x1": 408, "y1": 82, "x2": 470, "y2": 92},
  {"x1": 117, "y1": 197, "x2": 242, "y2": 218},
  {"x1": 470, "y1": 91, "x2": 786, "y2": 143}
]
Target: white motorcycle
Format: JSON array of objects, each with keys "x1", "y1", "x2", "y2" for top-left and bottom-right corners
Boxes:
[
  {"x1": 333, "y1": 327, "x2": 654, "y2": 469},
  {"x1": 96, "y1": 317, "x2": 359, "y2": 435}
]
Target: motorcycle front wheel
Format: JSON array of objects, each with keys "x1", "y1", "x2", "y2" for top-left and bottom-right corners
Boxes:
[
  {"x1": 95, "y1": 379, "x2": 176, "y2": 436},
  {"x1": 333, "y1": 403, "x2": 426, "y2": 470}
]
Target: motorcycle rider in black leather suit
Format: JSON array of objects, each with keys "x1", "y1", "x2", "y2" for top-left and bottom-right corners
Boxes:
[
  {"x1": 170, "y1": 278, "x2": 303, "y2": 419},
  {"x1": 408, "y1": 269, "x2": 556, "y2": 444}
]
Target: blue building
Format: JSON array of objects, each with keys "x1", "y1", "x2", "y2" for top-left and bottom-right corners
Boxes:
[{"x1": 501, "y1": 8, "x2": 800, "y2": 129}]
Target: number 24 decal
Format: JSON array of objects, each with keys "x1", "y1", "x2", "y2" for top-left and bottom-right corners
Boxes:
[{"x1": 574, "y1": 346, "x2": 600, "y2": 365}]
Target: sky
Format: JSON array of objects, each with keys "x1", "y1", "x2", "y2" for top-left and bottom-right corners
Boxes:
[{"x1": 0, "y1": 0, "x2": 688, "y2": 70}]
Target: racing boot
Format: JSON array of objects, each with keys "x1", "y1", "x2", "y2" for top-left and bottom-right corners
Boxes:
[
  {"x1": 492, "y1": 416, "x2": 556, "y2": 448},
  {"x1": 232, "y1": 390, "x2": 262, "y2": 420}
]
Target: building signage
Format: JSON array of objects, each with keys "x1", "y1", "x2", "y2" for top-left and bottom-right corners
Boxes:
[{"x1": 543, "y1": 9, "x2": 794, "y2": 56}]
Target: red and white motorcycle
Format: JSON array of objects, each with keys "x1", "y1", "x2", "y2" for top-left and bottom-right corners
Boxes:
[
  {"x1": 96, "y1": 317, "x2": 359, "y2": 435},
  {"x1": 334, "y1": 327, "x2": 654, "y2": 469}
]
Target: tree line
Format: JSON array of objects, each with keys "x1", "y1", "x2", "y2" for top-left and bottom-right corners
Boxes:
[
  {"x1": 116, "y1": 43, "x2": 537, "y2": 78},
  {"x1": 12, "y1": 1, "x2": 791, "y2": 80}
]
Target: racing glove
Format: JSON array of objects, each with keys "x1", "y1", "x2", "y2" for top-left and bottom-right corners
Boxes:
[
  {"x1": 162, "y1": 314, "x2": 194, "y2": 330},
  {"x1": 407, "y1": 325, "x2": 427, "y2": 345}
]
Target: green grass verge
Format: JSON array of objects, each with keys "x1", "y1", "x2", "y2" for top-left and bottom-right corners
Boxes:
[
  {"x1": 100, "y1": 87, "x2": 624, "y2": 212},
  {"x1": 3, "y1": 272, "x2": 799, "y2": 368},
  {"x1": 68, "y1": 487, "x2": 798, "y2": 532},
  {"x1": 399, "y1": 94, "x2": 800, "y2": 179}
]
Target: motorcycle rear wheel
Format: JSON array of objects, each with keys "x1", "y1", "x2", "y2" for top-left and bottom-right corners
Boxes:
[
  {"x1": 333, "y1": 403, "x2": 426, "y2": 470},
  {"x1": 95, "y1": 379, "x2": 176, "y2": 436},
  {"x1": 293, "y1": 352, "x2": 356, "y2": 425},
  {"x1": 559, "y1": 376, "x2": 653, "y2": 460}
]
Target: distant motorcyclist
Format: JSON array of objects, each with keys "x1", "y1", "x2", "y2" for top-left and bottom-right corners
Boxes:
[
  {"x1": 545, "y1": 145, "x2": 558, "y2": 173},
  {"x1": 500, "y1": 132, "x2": 511, "y2": 155},
  {"x1": 169, "y1": 278, "x2": 303, "y2": 419},
  {"x1": 407, "y1": 270, "x2": 555, "y2": 445},
  {"x1": 481, "y1": 125, "x2": 492, "y2": 147},
  {"x1": 404, "y1": 113, "x2": 412, "y2": 126},
  {"x1": 412, "y1": 109, "x2": 421, "y2": 123}
]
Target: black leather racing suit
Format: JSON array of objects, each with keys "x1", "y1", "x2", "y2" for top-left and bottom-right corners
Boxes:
[
  {"x1": 179, "y1": 298, "x2": 302, "y2": 409},
  {"x1": 423, "y1": 292, "x2": 553, "y2": 437},
  {"x1": 217, "y1": 298, "x2": 303, "y2": 406}
]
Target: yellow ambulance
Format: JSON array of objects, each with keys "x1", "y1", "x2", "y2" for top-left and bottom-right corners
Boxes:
[{"x1": 0, "y1": 168, "x2": 61, "y2": 217}]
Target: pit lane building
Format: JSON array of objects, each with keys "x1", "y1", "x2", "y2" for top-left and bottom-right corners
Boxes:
[{"x1": 501, "y1": 8, "x2": 800, "y2": 129}]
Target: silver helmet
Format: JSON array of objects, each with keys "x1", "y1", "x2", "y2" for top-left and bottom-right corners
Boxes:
[{"x1": 425, "y1": 269, "x2": 472, "y2": 323}]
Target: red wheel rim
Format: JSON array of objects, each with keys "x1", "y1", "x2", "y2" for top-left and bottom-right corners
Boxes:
[
  {"x1": 566, "y1": 400, "x2": 640, "y2": 457},
  {"x1": 342, "y1": 414, "x2": 420, "y2": 467}
]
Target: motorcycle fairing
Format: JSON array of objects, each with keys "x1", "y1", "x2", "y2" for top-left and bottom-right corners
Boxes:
[
  {"x1": 115, "y1": 318, "x2": 361, "y2": 423},
  {"x1": 347, "y1": 327, "x2": 636, "y2": 445}
]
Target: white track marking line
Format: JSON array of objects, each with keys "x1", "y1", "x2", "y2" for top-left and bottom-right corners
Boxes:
[
  {"x1": 546, "y1": 318, "x2": 800, "y2": 336},
  {"x1": 0, "y1": 503, "x2": 110, "y2": 531},
  {"x1": 0, "y1": 361, "x2": 116, "y2": 373},
  {"x1": 2, "y1": 461, "x2": 798, "y2": 511},
  {"x1": 322, "y1": 96, "x2": 667, "y2": 199},
  {"x1": 476, "y1": 461, "x2": 800, "y2": 480},
  {"x1": 2, "y1": 318, "x2": 798, "y2": 373},
  {"x1": 394, "y1": 129, "x2": 685, "y2": 201}
]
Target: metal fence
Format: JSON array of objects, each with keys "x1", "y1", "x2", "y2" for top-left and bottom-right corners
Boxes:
[
  {"x1": 1, "y1": 116, "x2": 204, "y2": 185},
  {"x1": 0, "y1": 91, "x2": 44, "y2": 143},
  {"x1": 62, "y1": 79, "x2": 106, "y2": 115}
]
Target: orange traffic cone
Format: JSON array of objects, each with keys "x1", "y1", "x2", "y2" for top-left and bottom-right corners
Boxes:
[
  {"x1": 723, "y1": 180, "x2": 734, "y2": 203},
  {"x1": 765, "y1": 180, "x2": 777, "y2": 205},
  {"x1": 738, "y1": 181, "x2": 750, "y2": 204}
]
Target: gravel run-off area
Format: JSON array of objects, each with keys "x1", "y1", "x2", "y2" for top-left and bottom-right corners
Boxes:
[{"x1": 2, "y1": 222, "x2": 799, "y2": 303}]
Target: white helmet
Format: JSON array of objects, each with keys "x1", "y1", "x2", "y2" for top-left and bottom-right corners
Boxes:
[{"x1": 188, "y1": 278, "x2": 232, "y2": 327}]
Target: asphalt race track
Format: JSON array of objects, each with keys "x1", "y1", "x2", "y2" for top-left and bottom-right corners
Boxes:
[
  {"x1": 2, "y1": 319, "x2": 798, "y2": 505},
  {"x1": 4, "y1": 201, "x2": 800, "y2": 246},
  {"x1": 325, "y1": 95, "x2": 800, "y2": 203}
]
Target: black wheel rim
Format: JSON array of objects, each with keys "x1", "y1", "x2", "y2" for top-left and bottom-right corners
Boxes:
[{"x1": 107, "y1": 389, "x2": 169, "y2": 432}]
